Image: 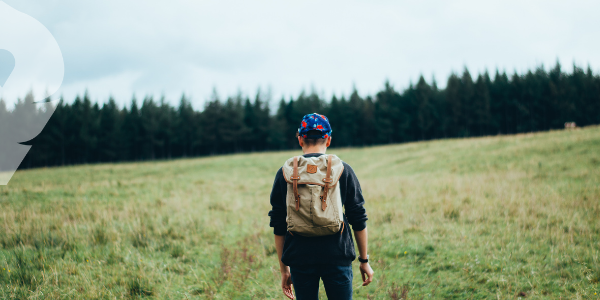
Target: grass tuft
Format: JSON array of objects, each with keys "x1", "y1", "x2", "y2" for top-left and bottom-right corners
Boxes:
[
  {"x1": 170, "y1": 244, "x2": 184, "y2": 258},
  {"x1": 127, "y1": 277, "x2": 154, "y2": 297},
  {"x1": 92, "y1": 226, "x2": 109, "y2": 245}
]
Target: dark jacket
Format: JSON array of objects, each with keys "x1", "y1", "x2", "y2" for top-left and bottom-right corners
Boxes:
[{"x1": 268, "y1": 153, "x2": 368, "y2": 266}]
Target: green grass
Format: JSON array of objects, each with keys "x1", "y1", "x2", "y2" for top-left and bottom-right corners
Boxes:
[{"x1": 1, "y1": 126, "x2": 599, "y2": 299}]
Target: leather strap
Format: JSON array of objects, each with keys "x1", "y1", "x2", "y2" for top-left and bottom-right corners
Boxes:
[
  {"x1": 320, "y1": 154, "x2": 333, "y2": 211},
  {"x1": 291, "y1": 156, "x2": 300, "y2": 211}
]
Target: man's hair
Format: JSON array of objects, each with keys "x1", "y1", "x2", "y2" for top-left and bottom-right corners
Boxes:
[{"x1": 297, "y1": 130, "x2": 327, "y2": 147}]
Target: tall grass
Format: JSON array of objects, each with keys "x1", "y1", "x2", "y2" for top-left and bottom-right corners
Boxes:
[{"x1": 0, "y1": 126, "x2": 599, "y2": 299}]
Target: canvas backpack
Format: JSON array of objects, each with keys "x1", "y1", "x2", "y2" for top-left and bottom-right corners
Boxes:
[{"x1": 282, "y1": 154, "x2": 345, "y2": 237}]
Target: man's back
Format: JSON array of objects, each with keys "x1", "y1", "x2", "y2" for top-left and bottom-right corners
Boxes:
[{"x1": 269, "y1": 153, "x2": 368, "y2": 266}]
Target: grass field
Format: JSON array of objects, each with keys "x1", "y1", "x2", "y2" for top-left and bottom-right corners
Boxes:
[{"x1": 1, "y1": 126, "x2": 599, "y2": 299}]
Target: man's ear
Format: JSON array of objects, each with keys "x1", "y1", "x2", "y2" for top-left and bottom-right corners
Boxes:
[
  {"x1": 325, "y1": 136, "x2": 332, "y2": 147},
  {"x1": 298, "y1": 136, "x2": 304, "y2": 148}
]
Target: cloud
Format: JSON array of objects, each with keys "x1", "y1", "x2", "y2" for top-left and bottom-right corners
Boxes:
[{"x1": 4, "y1": 0, "x2": 600, "y2": 109}]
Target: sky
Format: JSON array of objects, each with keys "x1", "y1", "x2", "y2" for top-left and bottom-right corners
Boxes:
[{"x1": 2, "y1": 0, "x2": 600, "y2": 110}]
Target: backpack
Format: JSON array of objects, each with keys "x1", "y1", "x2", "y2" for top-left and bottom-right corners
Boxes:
[{"x1": 282, "y1": 154, "x2": 345, "y2": 237}]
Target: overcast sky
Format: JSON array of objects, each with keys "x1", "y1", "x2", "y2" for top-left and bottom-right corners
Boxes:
[{"x1": 3, "y1": 0, "x2": 600, "y2": 109}]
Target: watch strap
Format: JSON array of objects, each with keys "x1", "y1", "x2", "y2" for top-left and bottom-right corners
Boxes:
[{"x1": 358, "y1": 255, "x2": 369, "y2": 263}]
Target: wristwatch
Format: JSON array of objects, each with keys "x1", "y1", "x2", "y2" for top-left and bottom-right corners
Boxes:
[{"x1": 358, "y1": 255, "x2": 369, "y2": 263}]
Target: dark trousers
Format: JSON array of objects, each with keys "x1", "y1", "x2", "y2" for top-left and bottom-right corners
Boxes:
[{"x1": 290, "y1": 264, "x2": 353, "y2": 300}]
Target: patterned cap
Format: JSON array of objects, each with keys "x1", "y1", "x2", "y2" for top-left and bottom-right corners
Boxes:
[{"x1": 298, "y1": 113, "x2": 332, "y2": 139}]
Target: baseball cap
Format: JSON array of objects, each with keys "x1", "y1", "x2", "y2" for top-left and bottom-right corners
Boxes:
[{"x1": 298, "y1": 113, "x2": 332, "y2": 139}]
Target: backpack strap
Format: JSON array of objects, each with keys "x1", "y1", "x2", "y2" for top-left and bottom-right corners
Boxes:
[
  {"x1": 291, "y1": 156, "x2": 301, "y2": 211},
  {"x1": 320, "y1": 154, "x2": 333, "y2": 211}
]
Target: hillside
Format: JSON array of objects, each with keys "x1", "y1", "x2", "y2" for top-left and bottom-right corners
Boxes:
[{"x1": 1, "y1": 126, "x2": 599, "y2": 299}]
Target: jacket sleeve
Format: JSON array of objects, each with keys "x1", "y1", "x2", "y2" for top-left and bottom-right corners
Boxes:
[
  {"x1": 342, "y1": 162, "x2": 368, "y2": 231},
  {"x1": 268, "y1": 167, "x2": 288, "y2": 236}
]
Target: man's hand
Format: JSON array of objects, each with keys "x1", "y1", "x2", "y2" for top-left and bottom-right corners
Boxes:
[
  {"x1": 281, "y1": 271, "x2": 295, "y2": 299},
  {"x1": 275, "y1": 235, "x2": 294, "y2": 299},
  {"x1": 360, "y1": 262, "x2": 374, "y2": 286}
]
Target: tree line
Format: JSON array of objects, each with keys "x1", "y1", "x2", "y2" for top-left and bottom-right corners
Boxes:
[{"x1": 7, "y1": 61, "x2": 600, "y2": 169}]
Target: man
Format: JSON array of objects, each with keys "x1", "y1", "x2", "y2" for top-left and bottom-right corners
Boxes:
[{"x1": 268, "y1": 113, "x2": 374, "y2": 300}]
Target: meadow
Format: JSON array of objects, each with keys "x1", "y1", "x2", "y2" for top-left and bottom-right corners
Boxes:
[{"x1": 0, "y1": 126, "x2": 599, "y2": 299}]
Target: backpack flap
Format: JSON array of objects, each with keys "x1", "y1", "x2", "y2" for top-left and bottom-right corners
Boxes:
[
  {"x1": 282, "y1": 155, "x2": 344, "y2": 189},
  {"x1": 283, "y1": 155, "x2": 344, "y2": 212}
]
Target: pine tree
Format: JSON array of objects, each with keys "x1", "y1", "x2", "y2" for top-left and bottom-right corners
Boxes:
[
  {"x1": 445, "y1": 73, "x2": 462, "y2": 137},
  {"x1": 176, "y1": 94, "x2": 197, "y2": 157},
  {"x1": 122, "y1": 96, "x2": 142, "y2": 160},
  {"x1": 98, "y1": 97, "x2": 122, "y2": 162},
  {"x1": 139, "y1": 96, "x2": 161, "y2": 159},
  {"x1": 374, "y1": 81, "x2": 401, "y2": 144},
  {"x1": 347, "y1": 88, "x2": 365, "y2": 145},
  {"x1": 269, "y1": 98, "x2": 289, "y2": 150},
  {"x1": 252, "y1": 89, "x2": 271, "y2": 151},
  {"x1": 415, "y1": 76, "x2": 435, "y2": 140},
  {"x1": 459, "y1": 68, "x2": 475, "y2": 137},
  {"x1": 157, "y1": 96, "x2": 176, "y2": 159},
  {"x1": 473, "y1": 73, "x2": 492, "y2": 136},
  {"x1": 220, "y1": 95, "x2": 245, "y2": 153}
]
